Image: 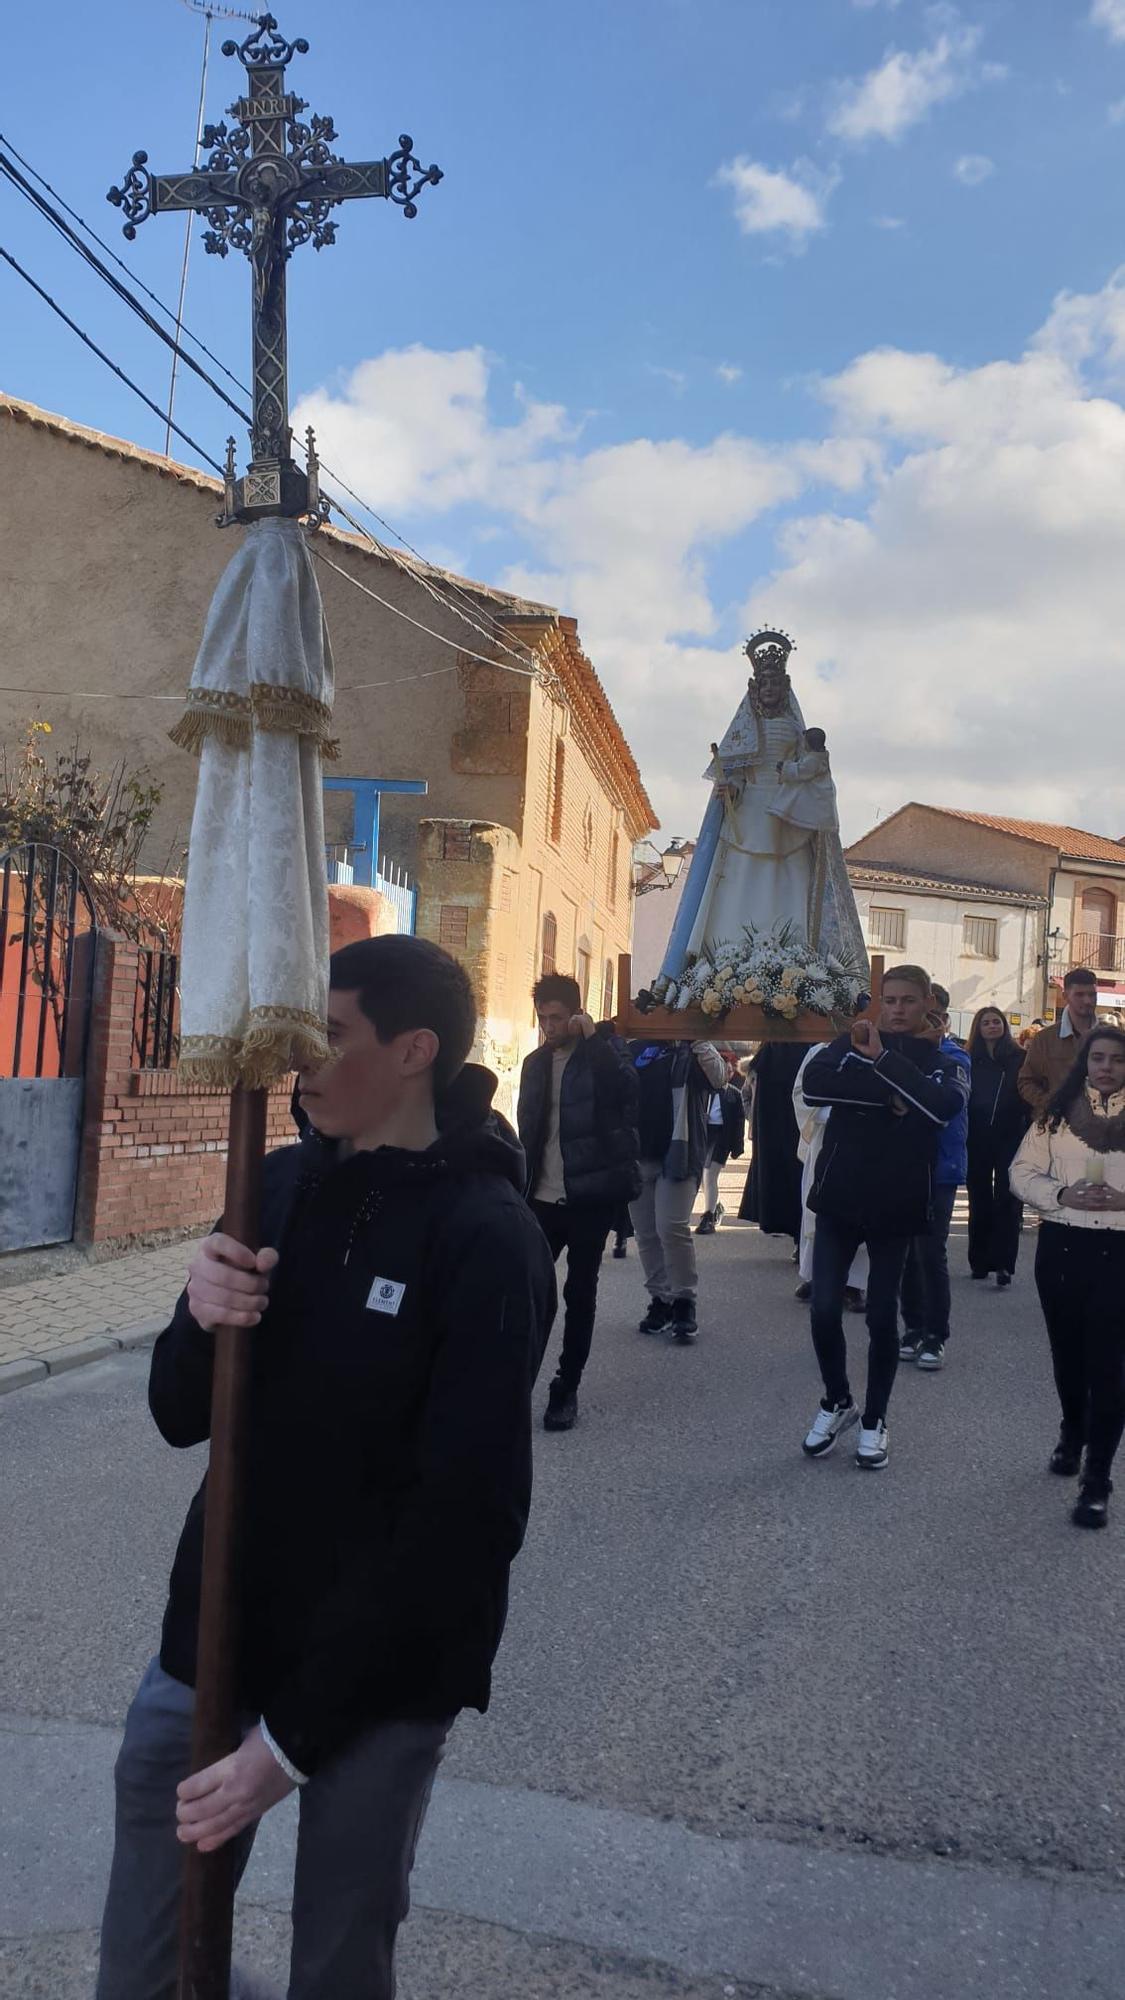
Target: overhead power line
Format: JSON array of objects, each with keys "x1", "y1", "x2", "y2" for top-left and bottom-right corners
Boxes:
[{"x1": 0, "y1": 246, "x2": 226, "y2": 472}]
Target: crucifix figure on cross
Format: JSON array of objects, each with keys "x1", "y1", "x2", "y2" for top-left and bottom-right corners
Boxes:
[{"x1": 108, "y1": 10, "x2": 442, "y2": 523}]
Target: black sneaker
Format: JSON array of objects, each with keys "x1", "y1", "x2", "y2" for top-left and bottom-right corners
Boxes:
[
  {"x1": 671, "y1": 1296, "x2": 698, "y2": 1344},
  {"x1": 1049, "y1": 1431, "x2": 1083, "y2": 1477},
  {"x1": 543, "y1": 1379, "x2": 578, "y2": 1432},
  {"x1": 638, "y1": 1299, "x2": 673, "y2": 1336},
  {"x1": 1073, "y1": 1479, "x2": 1111, "y2": 1529},
  {"x1": 695, "y1": 1211, "x2": 716, "y2": 1236},
  {"x1": 794, "y1": 1280, "x2": 812, "y2": 1302},
  {"x1": 613, "y1": 1239, "x2": 629, "y2": 1259},
  {"x1": 996, "y1": 1271, "x2": 1012, "y2": 1289},
  {"x1": 916, "y1": 1342, "x2": 946, "y2": 1371}
]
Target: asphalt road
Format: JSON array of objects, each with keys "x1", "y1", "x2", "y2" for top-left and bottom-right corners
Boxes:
[{"x1": 3, "y1": 1183, "x2": 1125, "y2": 1998}]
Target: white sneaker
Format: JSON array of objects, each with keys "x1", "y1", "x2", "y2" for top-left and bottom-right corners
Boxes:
[
  {"x1": 713, "y1": 1201, "x2": 726, "y2": 1229},
  {"x1": 856, "y1": 1420, "x2": 890, "y2": 1470},
  {"x1": 802, "y1": 1399, "x2": 859, "y2": 1458}
]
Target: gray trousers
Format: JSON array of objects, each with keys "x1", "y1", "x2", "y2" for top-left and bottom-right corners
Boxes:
[
  {"x1": 95, "y1": 1658, "x2": 451, "y2": 2000},
  {"x1": 630, "y1": 1159, "x2": 700, "y2": 1301}
]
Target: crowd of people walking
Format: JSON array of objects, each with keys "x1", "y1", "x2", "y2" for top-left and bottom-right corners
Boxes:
[
  {"x1": 93, "y1": 935, "x2": 1125, "y2": 1999},
  {"x1": 515, "y1": 958, "x2": 1125, "y2": 1534}
]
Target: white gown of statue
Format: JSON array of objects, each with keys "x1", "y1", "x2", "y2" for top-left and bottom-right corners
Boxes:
[{"x1": 686, "y1": 706, "x2": 815, "y2": 960}]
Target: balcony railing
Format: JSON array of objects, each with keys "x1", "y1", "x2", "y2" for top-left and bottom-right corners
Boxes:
[{"x1": 1050, "y1": 931, "x2": 1125, "y2": 977}]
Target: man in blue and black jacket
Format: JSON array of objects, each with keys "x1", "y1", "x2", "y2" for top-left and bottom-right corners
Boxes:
[
  {"x1": 798, "y1": 965, "x2": 969, "y2": 1472},
  {"x1": 899, "y1": 981, "x2": 971, "y2": 1372}
]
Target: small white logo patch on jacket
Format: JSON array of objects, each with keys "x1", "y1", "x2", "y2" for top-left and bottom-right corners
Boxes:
[{"x1": 366, "y1": 1277, "x2": 406, "y2": 1316}]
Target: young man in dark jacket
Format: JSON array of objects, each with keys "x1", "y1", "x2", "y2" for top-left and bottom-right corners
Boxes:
[
  {"x1": 96, "y1": 936, "x2": 556, "y2": 2000},
  {"x1": 517, "y1": 972, "x2": 640, "y2": 1432},
  {"x1": 898, "y1": 983, "x2": 971, "y2": 1372},
  {"x1": 799, "y1": 965, "x2": 968, "y2": 1471}
]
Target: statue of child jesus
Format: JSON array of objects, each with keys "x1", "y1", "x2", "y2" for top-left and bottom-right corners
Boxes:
[{"x1": 771, "y1": 726, "x2": 839, "y2": 833}]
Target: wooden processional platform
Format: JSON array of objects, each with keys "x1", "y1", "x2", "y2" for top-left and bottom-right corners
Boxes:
[{"x1": 612, "y1": 954, "x2": 885, "y2": 1044}]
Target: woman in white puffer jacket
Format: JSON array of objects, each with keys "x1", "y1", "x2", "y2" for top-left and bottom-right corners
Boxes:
[{"x1": 1010, "y1": 1026, "x2": 1125, "y2": 1528}]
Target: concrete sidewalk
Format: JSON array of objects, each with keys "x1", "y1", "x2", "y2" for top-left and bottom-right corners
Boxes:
[{"x1": 0, "y1": 1241, "x2": 191, "y2": 1393}]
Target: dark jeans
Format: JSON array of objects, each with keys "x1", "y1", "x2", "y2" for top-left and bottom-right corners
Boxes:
[
  {"x1": 1035, "y1": 1223, "x2": 1125, "y2": 1483},
  {"x1": 96, "y1": 1658, "x2": 450, "y2": 2000},
  {"x1": 901, "y1": 1182, "x2": 958, "y2": 1348},
  {"x1": 810, "y1": 1215, "x2": 911, "y2": 1427},
  {"x1": 966, "y1": 1150, "x2": 1023, "y2": 1276},
  {"x1": 532, "y1": 1199, "x2": 615, "y2": 1389}
]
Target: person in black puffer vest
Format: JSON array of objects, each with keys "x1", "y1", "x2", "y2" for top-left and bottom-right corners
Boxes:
[{"x1": 517, "y1": 972, "x2": 641, "y2": 1432}]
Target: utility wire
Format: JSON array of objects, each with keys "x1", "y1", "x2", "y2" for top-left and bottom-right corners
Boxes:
[
  {"x1": 0, "y1": 144, "x2": 251, "y2": 428},
  {"x1": 165, "y1": 9, "x2": 214, "y2": 453},
  {"x1": 0, "y1": 130, "x2": 544, "y2": 674},
  {"x1": 0, "y1": 246, "x2": 226, "y2": 472},
  {"x1": 0, "y1": 127, "x2": 248, "y2": 399}
]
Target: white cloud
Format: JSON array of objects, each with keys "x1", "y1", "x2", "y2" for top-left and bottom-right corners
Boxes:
[
  {"x1": 828, "y1": 22, "x2": 1004, "y2": 145},
  {"x1": 714, "y1": 156, "x2": 837, "y2": 247},
  {"x1": 716, "y1": 363, "x2": 743, "y2": 385},
  {"x1": 954, "y1": 152, "x2": 995, "y2": 184},
  {"x1": 1092, "y1": 0, "x2": 1125, "y2": 43},
  {"x1": 296, "y1": 285, "x2": 1125, "y2": 843}
]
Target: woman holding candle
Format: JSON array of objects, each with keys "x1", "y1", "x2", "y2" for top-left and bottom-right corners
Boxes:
[
  {"x1": 966, "y1": 1008, "x2": 1030, "y2": 1286},
  {"x1": 1010, "y1": 1027, "x2": 1125, "y2": 1527}
]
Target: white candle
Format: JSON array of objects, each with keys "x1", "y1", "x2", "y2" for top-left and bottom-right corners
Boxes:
[{"x1": 1085, "y1": 1155, "x2": 1105, "y2": 1186}]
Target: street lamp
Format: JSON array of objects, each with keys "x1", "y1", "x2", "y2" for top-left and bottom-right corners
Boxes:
[{"x1": 633, "y1": 839, "x2": 689, "y2": 895}]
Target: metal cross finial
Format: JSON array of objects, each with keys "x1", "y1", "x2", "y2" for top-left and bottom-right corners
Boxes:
[{"x1": 108, "y1": 13, "x2": 442, "y2": 523}]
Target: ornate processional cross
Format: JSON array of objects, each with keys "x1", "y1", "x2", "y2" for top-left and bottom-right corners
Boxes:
[{"x1": 109, "y1": 11, "x2": 442, "y2": 523}]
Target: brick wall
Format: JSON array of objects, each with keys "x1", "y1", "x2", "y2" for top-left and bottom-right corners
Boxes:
[{"x1": 74, "y1": 936, "x2": 295, "y2": 1250}]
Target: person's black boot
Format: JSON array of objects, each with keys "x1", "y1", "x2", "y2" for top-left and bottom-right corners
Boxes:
[
  {"x1": 671, "y1": 1296, "x2": 698, "y2": 1344},
  {"x1": 638, "y1": 1298, "x2": 673, "y2": 1336},
  {"x1": 696, "y1": 1211, "x2": 716, "y2": 1235},
  {"x1": 1049, "y1": 1428, "x2": 1084, "y2": 1477},
  {"x1": 1073, "y1": 1475, "x2": 1112, "y2": 1529},
  {"x1": 543, "y1": 1378, "x2": 578, "y2": 1431},
  {"x1": 613, "y1": 1237, "x2": 629, "y2": 1259}
]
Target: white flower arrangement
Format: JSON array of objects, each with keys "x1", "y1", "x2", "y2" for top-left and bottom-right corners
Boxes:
[{"x1": 668, "y1": 923, "x2": 866, "y2": 1024}]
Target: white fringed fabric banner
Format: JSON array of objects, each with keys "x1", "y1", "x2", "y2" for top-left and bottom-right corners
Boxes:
[{"x1": 174, "y1": 517, "x2": 335, "y2": 1089}]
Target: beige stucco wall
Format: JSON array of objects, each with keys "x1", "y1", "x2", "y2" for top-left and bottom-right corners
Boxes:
[
  {"x1": 848, "y1": 807, "x2": 1054, "y2": 898},
  {"x1": 0, "y1": 412, "x2": 648, "y2": 1114},
  {"x1": 0, "y1": 413, "x2": 527, "y2": 876},
  {"x1": 849, "y1": 881, "x2": 1041, "y2": 1030}
]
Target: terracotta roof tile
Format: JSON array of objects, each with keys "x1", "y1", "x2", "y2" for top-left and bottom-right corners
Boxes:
[
  {"x1": 846, "y1": 861, "x2": 1046, "y2": 906},
  {"x1": 932, "y1": 808, "x2": 1125, "y2": 865}
]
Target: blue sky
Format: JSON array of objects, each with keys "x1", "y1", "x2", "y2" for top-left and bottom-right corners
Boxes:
[{"x1": 5, "y1": 0, "x2": 1125, "y2": 840}]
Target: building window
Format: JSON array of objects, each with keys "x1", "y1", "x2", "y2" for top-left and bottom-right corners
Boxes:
[
  {"x1": 438, "y1": 904, "x2": 469, "y2": 950},
  {"x1": 498, "y1": 870, "x2": 514, "y2": 913},
  {"x1": 1079, "y1": 888, "x2": 1117, "y2": 971},
  {"x1": 602, "y1": 959, "x2": 615, "y2": 1022},
  {"x1": 582, "y1": 800, "x2": 595, "y2": 860},
  {"x1": 494, "y1": 954, "x2": 508, "y2": 1003},
  {"x1": 869, "y1": 907, "x2": 906, "y2": 951},
  {"x1": 962, "y1": 915, "x2": 999, "y2": 959},
  {"x1": 441, "y1": 825, "x2": 472, "y2": 862},
  {"x1": 550, "y1": 739, "x2": 565, "y2": 845},
  {"x1": 541, "y1": 910, "x2": 557, "y2": 974},
  {"x1": 608, "y1": 831, "x2": 620, "y2": 910},
  {"x1": 576, "y1": 936, "x2": 592, "y2": 1006}
]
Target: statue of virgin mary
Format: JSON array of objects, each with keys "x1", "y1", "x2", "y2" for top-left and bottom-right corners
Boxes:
[{"x1": 656, "y1": 630, "x2": 867, "y2": 989}]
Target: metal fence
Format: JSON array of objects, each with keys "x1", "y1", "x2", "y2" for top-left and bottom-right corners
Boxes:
[
  {"x1": 1, "y1": 843, "x2": 96, "y2": 1080},
  {"x1": 133, "y1": 946, "x2": 180, "y2": 1070},
  {"x1": 374, "y1": 858, "x2": 417, "y2": 935}
]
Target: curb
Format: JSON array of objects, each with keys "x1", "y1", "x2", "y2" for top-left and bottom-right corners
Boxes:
[{"x1": 0, "y1": 1316, "x2": 168, "y2": 1397}]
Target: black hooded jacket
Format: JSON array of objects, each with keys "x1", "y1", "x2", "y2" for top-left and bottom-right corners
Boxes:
[
  {"x1": 968, "y1": 1042, "x2": 1029, "y2": 1164},
  {"x1": 149, "y1": 1064, "x2": 556, "y2": 1777},
  {"x1": 803, "y1": 1032, "x2": 969, "y2": 1237},
  {"x1": 517, "y1": 1027, "x2": 640, "y2": 1206}
]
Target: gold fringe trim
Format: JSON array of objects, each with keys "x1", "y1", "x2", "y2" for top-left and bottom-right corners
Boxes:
[
  {"x1": 169, "y1": 684, "x2": 338, "y2": 760},
  {"x1": 179, "y1": 1010, "x2": 330, "y2": 1092}
]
